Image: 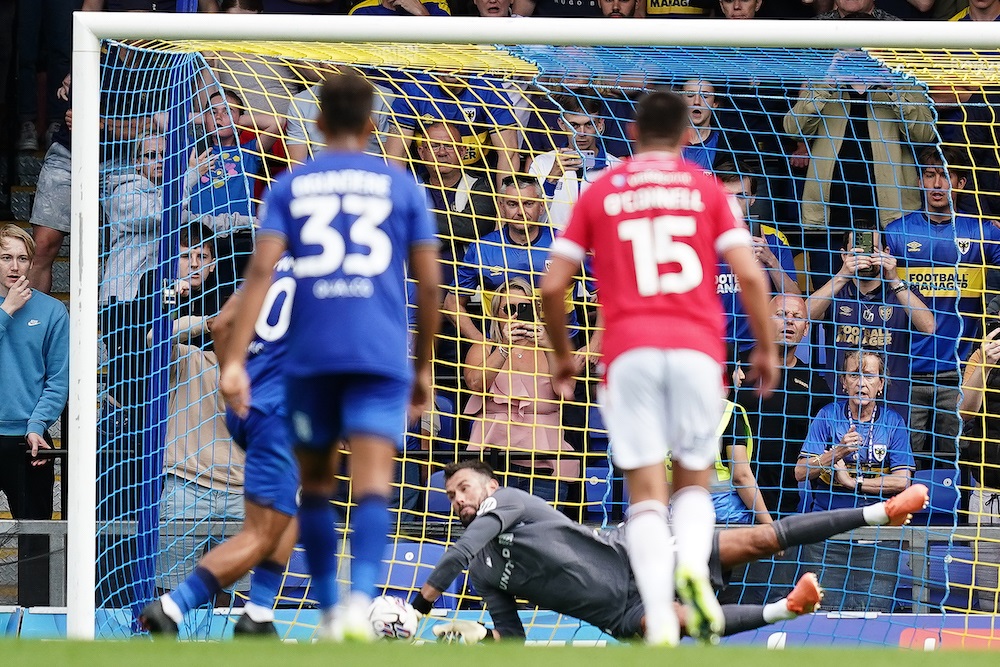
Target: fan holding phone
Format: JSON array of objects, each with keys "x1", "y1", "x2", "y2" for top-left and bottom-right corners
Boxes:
[{"x1": 462, "y1": 278, "x2": 579, "y2": 504}]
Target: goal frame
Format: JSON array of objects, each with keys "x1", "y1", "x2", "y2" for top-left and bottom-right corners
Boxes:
[{"x1": 70, "y1": 12, "x2": 997, "y2": 639}]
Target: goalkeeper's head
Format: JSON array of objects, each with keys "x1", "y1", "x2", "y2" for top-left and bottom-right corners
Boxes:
[
  {"x1": 318, "y1": 73, "x2": 375, "y2": 141},
  {"x1": 443, "y1": 461, "x2": 500, "y2": 527},
  {"x1": 633, "y1": 90, "x2": 690, "y2": 154}
]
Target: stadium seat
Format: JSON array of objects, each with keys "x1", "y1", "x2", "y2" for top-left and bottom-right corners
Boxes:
[
  {"x1": 0, "y1": 607, "x2": 21, "y2": 637},
  {"x1": 587, "y1": 405, "x2": 609, "y2": 453},
  {"x1": 926, "y1": 543, "x2": 976, "y2": 609},
  {"x1": 426, "y1": 470, "x2": 452, "y2": 519},
  {"x1": 379, "y1": 540, "x2": 461, "y2": 609},
  {"x1": 584, "y1": 466, "x2": 611, "y2": 521},
  {"x1": 276, "y1": 548, "x2": 313, "y2": 607},
  {"x1": 910, "y1": 469, "x2": 960, "y2": 525}
]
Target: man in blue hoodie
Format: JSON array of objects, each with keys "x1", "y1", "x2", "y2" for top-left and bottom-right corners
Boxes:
[{"x1": 0, "y1": 224, "x2": 69, "y2": 605}]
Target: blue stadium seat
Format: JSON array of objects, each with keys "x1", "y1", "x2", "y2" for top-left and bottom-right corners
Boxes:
[
  {"x1": 277, "y1": 548, "x2": 314, "y2": 607},
  {"x1": 0, "y1": 607, "x2": 21, "y2": 637},
  {"x1": 926, "y1": 543, "x2": 975, "y2": 609},
  {"x1": 380, "y1": 540, "x2": 461, "y2": 609},
  {"x1": 910, "y1": 469, "x2": 960, "y2": 525},
  {"x1": 426, "y1": 470, "x2": 452, "y2": 519},
  {"x1": 584, "y1": 466, "x2": 611, "y2": 521},
  {"x1": 587, "y1": 405, "x2": 609, "y2": 453}
]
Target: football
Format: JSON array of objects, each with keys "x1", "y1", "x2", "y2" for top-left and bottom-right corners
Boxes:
[{"x1": 367, "y1": 594, "x2": 420, "y2": 641}]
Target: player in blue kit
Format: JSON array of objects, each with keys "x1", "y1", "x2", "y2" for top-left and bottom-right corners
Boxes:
[
  {"x1": 140, "y1": 257, "x2": 300, "y2": 637},
  {"x1": 218, "y1": 73, "x2": 440, "y2": 641}
]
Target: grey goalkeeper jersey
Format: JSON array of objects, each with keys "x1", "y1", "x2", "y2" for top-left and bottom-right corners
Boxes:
[{"x1": 424, "y1": 487, "x2": 642, "y2": 639}]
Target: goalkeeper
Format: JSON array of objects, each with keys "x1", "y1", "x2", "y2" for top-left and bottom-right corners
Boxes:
[{"x1": 413, "y1": 460, "x2": 928, "y2": 642}]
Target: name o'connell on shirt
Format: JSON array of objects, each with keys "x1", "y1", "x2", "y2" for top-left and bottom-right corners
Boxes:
[{"x1": 603, "y1": 186, "x2": 705, "y2": 216}]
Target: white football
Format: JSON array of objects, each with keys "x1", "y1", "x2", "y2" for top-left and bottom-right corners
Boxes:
[{"x1": 368, "y1": 594, "x2": 420, "y2": 641}]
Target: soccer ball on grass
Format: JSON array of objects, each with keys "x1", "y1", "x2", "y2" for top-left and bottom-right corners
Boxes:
[{"x1": 368, "y1": 594, "x2": 420, "y2": 640}]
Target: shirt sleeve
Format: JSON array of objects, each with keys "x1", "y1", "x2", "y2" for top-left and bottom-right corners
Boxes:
[
  {"x1": 423, "y1": 513, "x2": 503, "y2": 592},
  {"x1": 28, "y1": 303, "x2": 70, "y2": 436},
  {"x1": 800, "y1": 407, "x2": 833, "y2": 458},
  {"x1": 257, "y1": 181, "x2": 290, "y2": 241},
  {"x1": 454, "y1": 243, "x2": 483, "y2": 290},
  {"x1": 557, "y1": 187, "x2": 594, "y2": 261}
]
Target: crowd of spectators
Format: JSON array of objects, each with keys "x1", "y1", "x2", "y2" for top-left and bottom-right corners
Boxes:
[{"x1": 3, "y1": 0, "x2": 1000, "y2": 613}]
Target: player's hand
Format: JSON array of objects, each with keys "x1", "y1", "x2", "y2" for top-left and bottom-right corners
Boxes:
[
  {"x1": 745, "y1": 344, "x2": 779, "y2": 398},
  {"x1": 219, "y1": 363, "x2": 251, "y2": 419},
  {"x1": 550, "y1": 353, "x2": 576, "y2": 400},
  {"x1": 408, "y1": 367, "x2": 432, "y2": 425},
  {"x1": 1, "y1": 276, "x2": 32, "y2": 316},
  {"x1": 432, "y1": 620, "x2": 488, "y2": 644},
  {"x1": 26, "y1": 433, "x2": 52, "y2": 467}
]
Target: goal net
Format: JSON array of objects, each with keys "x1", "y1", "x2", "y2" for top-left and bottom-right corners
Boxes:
[{"x1": 69, "y1": 14, "x2": 999, "y2": 646}]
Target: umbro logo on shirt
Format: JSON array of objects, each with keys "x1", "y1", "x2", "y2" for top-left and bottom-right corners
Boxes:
[
  {"x1": 27, "y1": 320, "x2": 41, "y2": 327},
  {"x1": 906, "y1": 241, "x2": 922, "y2": 253}
]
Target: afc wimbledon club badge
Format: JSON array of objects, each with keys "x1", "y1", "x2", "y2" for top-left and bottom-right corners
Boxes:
[
  {"x1": 957, "y1": 239, "x2": 972, "y2": 255},
  {"x1": 872, "y1": 444, "x2": 887, "y2": 463},
  {"x1": 879, "y1": 306, "x2": 893, "y2": 322}
]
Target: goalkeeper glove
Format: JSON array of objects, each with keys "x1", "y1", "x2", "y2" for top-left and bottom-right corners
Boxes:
[{"x1": 432, "y1": 620, "x2": 489, "y2": 644}]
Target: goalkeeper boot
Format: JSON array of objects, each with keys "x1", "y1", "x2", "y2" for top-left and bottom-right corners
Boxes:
[
  {"x1": 675, "y1": 564, "x2": 724, "y2": 645},
  {"x1": 234, "y1": 613, "x2": 278, "y2": 638},
  {"x1": 786, "y1": 573, "x2": 824, "y2": 615},
  {"x1": 885, "y1": 483, "x2": 930, "y2": 526},
  {"x1": 139, "y1": 599, "x2": 180, "y2": 637}
]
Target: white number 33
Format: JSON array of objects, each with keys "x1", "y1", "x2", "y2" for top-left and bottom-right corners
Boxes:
[{"x1": 291, "y1": 194, "x2": 393, "y2": 279}]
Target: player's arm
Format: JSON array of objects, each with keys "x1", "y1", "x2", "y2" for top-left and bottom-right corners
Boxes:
[
  {"x1": 218, "y1": 234, "x2": 286, "y2": 418},
  {"x1": 211, "y1": 285, "x2": 246, "y2": 368},
  {"x1": 409, "y1": 243, "x2": 442, "y2": 423},
  {"x1": 413, "y1": 513, "x2": 504, "y2": 612},
  {"x1": 540, "y1": 254, "x2": 579, "y2": 400},
  {"x1": 724, "y1": 243, "x2": 778, "y2": 397},
  {"x1": 474, "y1": 580, "x2": 524, "y2": 641}
]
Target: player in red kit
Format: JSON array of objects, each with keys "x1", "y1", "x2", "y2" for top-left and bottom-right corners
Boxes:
[{"x1": 541, "y1": 90, "x2": 779, "y2": 646}]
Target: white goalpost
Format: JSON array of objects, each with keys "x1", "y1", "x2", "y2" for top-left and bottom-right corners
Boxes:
[{"x1": 69, "y1": 12, "x2": 1000, "y2": 641}]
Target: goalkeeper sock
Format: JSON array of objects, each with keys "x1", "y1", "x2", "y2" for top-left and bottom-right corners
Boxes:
[
  {"x1": 246, "y1": 559, "x2": 283, "y2": 621},
  {"x1": 349, "y1": 494, "x2": 390, "y2": 598},
  {"x1": 625, "y1": 499, "x2": 677, "y2": 644},
  {"x1": 171, "y1": 566, "x2": 221, "y2": 616},
  {"x1": 772, "y1": 508, "x2": 866, "y2": 550},
  {"x1": 671, "y1": 486, "x2": 715, "y2": 574},
  {"x1": 298, "y1": 493, "x2": 340, "y2": 610},
  {"x1": 719, "y1": 604, "x2": 768, "y2": 635}
]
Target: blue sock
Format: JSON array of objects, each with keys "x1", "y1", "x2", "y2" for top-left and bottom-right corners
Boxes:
[
  {"x1": 171, "y1": 566, "x2": 221, "y2": 616},
  {"x1": 298, "y1": 493, "x2": 340, "y2": 610},
  {"x1": 350, "y1": 494, "x2": 390, "y2": 597},
  {"x1": 249, "y1": 560, "x2": 284, "y2": 610}
]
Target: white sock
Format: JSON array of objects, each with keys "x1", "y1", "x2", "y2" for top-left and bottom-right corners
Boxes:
[
  {"x1": 243, "y1": 601, "x2": 275, "y2": 623},
  {"x1": 626, "y1": 499, "x2": 678, "y2": 644},
  {"x1": 763, "y1": 599, "x2": 796, "y2": 623},
  {"x1": 671, "y1": 486, "x2": 716, "y2": 574},
  {"x1": 160, "y1": 594, "x2": 183, "y2": 624},
  {"x1": 863, "y1": 503, "x2": 890, "y2": 526}
]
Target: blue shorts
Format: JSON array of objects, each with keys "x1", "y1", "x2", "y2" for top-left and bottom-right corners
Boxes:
[
  {"x1": 226, "y1": 407, "x2": 299, "y2": 517},
  {"x1": 286, "y1": 373, "x2": 409, "y2": 450}
]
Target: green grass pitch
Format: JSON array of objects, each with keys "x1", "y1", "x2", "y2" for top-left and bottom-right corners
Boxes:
[{"x1": 2, "y1": 640, "x2": 999, "y2": 667}]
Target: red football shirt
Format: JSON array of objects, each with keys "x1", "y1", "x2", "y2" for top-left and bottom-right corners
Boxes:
[{"x1": 552, "y1": 151, "x2": 750, "y2": 368}]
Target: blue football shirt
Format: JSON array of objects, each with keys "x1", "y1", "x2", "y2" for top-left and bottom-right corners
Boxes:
[
  {"x1": 259, "y1": 150, "x2": 437, "y2": 380},
  {"x1": 244, "y1": 255, "x2": 294, "y2": 413}
]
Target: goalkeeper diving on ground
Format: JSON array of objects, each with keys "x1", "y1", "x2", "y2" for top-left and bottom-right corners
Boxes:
[{"x1": 410, "y1": 460, "x2": 930, "y2": 643}]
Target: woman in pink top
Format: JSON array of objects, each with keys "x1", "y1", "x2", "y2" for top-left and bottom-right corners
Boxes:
[{"x1": 463, "y1": 278, "x2": 580, "y2": 504}]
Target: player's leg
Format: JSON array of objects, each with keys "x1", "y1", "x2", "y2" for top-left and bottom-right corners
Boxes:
[
  {"x1": 289, "y1": 375, "x2": 346, "y2": 632},
  {"x1": 663, "y1": 350, "x2": 726, "y2": 644},
  {"x1": 715, "y1": 483, "x2": 930, "y2": 572},
  {"x1": 706, "y1": 573, "x2": 824, "y2": 637},
  {"x1": 602, "y1": 349, "x2": 678, "y2": 646},
  {"x1": 235, "y1": 517, "x2": 299, "y2": 636},
  {"x1": 336, "y1": 374, "x2": 409, "y2": 640}
]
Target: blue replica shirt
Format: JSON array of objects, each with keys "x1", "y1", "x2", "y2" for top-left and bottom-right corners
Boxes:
[
  {"x1": 259, "y1": 150, "x2": 437, "y2": 380},
  {"x1": 454, "y1": 225, "x2": 579, "y2": 329},
  {"x1": 0, "y1": 290, "x2": 70, "y2": 437},
  {"x1": 717, "y1": 224, "x2": 797, "y2": 353},
  {"x1": 243, "y1": 256, "x2": 294, "y2": 413},
  {"x1": 826, "y1": 282, "x2": 914, "y2": 418},
  {"x1": 800, "y1": 401, "x2": 914, "y2": 512},
  {"x1": 388, "y1": 73, "x2": 516, "y2": 166},
  {"x1": 883, "y1": 211, "x2": 1000, "y2": 372},
  {"x1": 348, "y1": 0, "x2": 450, "y2": 14},
  {"x1": 682, "y1": 130, "x2": 721, "y2": 173},
  {"x1": 188, "y1": 138, "x2": 262, "y2": 218}
]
